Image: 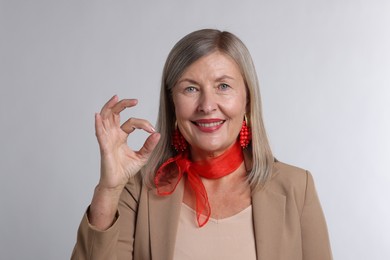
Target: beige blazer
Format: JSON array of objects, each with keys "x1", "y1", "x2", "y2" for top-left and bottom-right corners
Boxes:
[{"x1": 71, "y1": 161, "x2": 332, "y2": 260}]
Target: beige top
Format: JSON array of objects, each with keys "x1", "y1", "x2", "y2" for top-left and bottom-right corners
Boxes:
[{"x1": 173, "y1": 203, "x2": 257, "y2": 260}]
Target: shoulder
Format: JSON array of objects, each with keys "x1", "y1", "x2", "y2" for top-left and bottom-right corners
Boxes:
[
  {"x1": 263, "y1": 160, "x2": 315, "y2": 205},
  {"x1": 271, "y1": 160, "x2": 309, "y2": 185}
]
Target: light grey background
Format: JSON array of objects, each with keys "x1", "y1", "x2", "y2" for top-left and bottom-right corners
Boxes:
[{"x1": 1, "y1": 0, "x2": 389, "y2": 259}]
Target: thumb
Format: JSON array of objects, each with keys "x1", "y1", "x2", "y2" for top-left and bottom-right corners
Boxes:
[{"x1": 138, "y1": 132, "x2": 161, "y2": 161}]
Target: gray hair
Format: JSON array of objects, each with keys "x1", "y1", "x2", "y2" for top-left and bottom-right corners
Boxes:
[{"x1": 144, "y1": 29, "x2": 273, "y2": 190}]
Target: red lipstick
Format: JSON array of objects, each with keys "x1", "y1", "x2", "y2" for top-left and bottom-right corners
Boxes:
[{"x1": 193, "y1": 118, "x2": 225, "y2": 133}]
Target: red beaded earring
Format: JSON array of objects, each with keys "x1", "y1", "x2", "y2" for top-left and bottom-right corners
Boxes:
[
  {"x1": 239, "y1": 115, "x2": 252, "y2": 149},
  {"x1": 172, "y1": 122, "x2": 188, "y2": 152}
]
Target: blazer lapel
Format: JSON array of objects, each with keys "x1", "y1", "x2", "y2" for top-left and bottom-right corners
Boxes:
[
  {"x1": 252, "y1": 173, "x2": 286, "y2": 259},
  {"x1": 148, "y1": 178, "x2": 184, "y2": 260}
]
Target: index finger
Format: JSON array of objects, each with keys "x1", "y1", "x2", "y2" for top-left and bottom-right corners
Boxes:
[{"x1": 111, "y1": 99, "x2": 138, "y2": 115}]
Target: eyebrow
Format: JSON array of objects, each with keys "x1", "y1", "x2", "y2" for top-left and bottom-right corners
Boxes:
[
  {"x1": 176, "y1": 75, "x2": 235, "y2": 85},
  {"x1": 176, "y1": 78, "x2": 199, "y2": 85},
  {"x1": 215, "y1": 75, "x2": 235, "y2": 82}
]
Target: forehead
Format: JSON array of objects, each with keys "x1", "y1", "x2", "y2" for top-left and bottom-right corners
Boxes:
[{"x1": 179, "y1": 51, "x2": 243, "y2": 80}]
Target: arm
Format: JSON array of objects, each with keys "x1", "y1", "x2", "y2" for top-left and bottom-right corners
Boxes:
[
  {"x1": 71, "y1": 177, "x2": 141, "y2": 260},
  {"x1": 301, "y1": 171, "x2": 333, "y2": 260},
  {"x1": 71, "y1": 95, "x2": 160, "y2": 259}
]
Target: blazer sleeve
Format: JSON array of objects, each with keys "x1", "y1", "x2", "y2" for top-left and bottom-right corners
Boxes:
[
  {"x1": 70, "y1": 174, "x2": 142, "y2": 260},
  {"x1": 301, "y1": 171, "x2": 333, "y2": 260}
]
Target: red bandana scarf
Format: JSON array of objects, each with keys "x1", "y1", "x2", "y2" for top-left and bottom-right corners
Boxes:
[{"x1": 154, "y1": 140, "x2": 244, "y2": 227}]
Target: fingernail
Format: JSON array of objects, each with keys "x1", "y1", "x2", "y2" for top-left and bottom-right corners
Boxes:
[{"x1": 151, "y1": 127, "x2": 156, "y2": 132}]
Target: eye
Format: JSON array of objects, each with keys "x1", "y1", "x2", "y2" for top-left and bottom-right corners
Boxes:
[
  {"x1": 184, "y1": 86, "x2": 198, "y2": 93},
  {"x1": 218, "y1": 83, "x2": 231, "y2": 91}
]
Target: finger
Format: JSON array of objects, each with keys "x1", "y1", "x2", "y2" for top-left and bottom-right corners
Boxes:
[
  {"x1": 111, "y1": 99, "x2": 138, "y2": 115},
  {"x1": 121, "y1": 117, "x2": 156, "y2": 134},
  {"x1": 95, "y1": 113, "x2": 103, "y2": 136},
  {"x1": 100, "y1": 95, "x2": 118, "y2": 117},
  {"x1": 94, "y1": 113, "x2": 106, "y2": 147},
  {"x1": 138, "y1": 133, "x2": 161, "y2": 161},
  {"x1": 122, "y1": 124, "x2": 136, "y2": 134}
]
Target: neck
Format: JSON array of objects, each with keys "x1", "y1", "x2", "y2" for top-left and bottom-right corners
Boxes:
[
  {"x1": 190, "y1": 140, "x2": 244, "y2": 179},
  {"x1": 202, "y1": 162, "x2": 247, "y2": 188},
  {"x1": 155, "y1": 139, "x2": 246, "y2": 227},
  {"x1": 189, "y1": 142, "x2": 237, "y2": 162}
]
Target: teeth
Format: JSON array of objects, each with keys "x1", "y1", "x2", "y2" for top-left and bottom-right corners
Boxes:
[{"x1": 197, "y1": 121, "x2": 223, "y2": 127}]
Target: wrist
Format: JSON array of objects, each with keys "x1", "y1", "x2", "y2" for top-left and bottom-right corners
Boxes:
[
  {"x1": 95, "y1": 182, "x2": 124, "y2": 196},
  {"x1": 88, "y1": 184, "x2": 123, "y2": 230}
]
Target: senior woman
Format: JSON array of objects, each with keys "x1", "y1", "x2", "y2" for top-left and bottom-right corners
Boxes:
[{"x1": 71, "y1": 29, "x2": 332, "y2": 260}]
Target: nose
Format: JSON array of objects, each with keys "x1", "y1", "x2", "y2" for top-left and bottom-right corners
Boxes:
[{"x1": 197, "y1": 89, "x2": 217, "y2": 114}]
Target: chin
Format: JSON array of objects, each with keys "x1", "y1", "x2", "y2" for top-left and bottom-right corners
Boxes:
[{"x1": 192, "y1": 141, "x2": 232, "y2": 155}]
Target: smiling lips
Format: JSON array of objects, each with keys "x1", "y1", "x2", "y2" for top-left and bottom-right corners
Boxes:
[{"x1": 192, "y1": 119, "x2": 225, "y2": 132}]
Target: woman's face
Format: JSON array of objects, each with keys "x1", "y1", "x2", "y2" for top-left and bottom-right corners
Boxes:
[{"x1": 172, "y1": 51, "x2": 247, "y2": 160}]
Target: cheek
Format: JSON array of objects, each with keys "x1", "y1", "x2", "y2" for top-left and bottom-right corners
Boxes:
[
  {"x1": 226, "y1": 94, "x2": 247, "y2": 118},
  {"x1": 173, "y1": 96, "x2": 192, "y2": 121}
]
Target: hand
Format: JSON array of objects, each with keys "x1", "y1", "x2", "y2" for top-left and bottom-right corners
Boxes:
[
  {"x1": 95, "y1": 95, "x2": 160, "y2": 191},
  {"x1": 89, "y1": 95, "x2": 160, "y2": 230}
]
